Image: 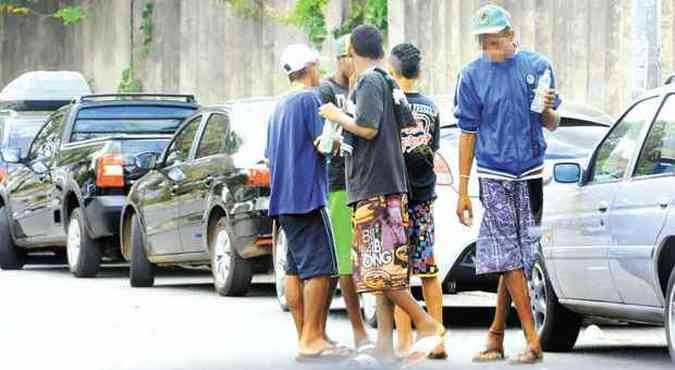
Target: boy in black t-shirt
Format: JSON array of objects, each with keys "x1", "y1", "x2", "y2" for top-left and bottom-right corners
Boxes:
[{"x1": 388, "y1": 43, "x2": 447, "y2": 360}]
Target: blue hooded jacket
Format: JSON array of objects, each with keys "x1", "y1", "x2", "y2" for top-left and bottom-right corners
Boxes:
[{"x1": 454, "y1": 49, "x2": 562, "y2": 180}]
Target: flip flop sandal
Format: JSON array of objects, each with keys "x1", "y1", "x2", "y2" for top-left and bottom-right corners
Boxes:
[
  {"x1": 295, "y1": 345, "x2": 353, "y2": 363},
  {"x1": 400, "y1": 331, "x2": 447, "y2": 369},
  {"x1": 472, "y1": 348, "x2": 505, "y2": 362},
  {"x1": 356, "y1": 342, "x2": 376, "y2": 354},
  {"x1": 509, "y1": 346, "x2": 543, "y2": 365},
  {"x1": 428, "y1": 351, "x2": 448, "y2": 360},
  {"x1": 345, "y1": 353, "x2": 382, "y2": 369},
  {"x1": 472, "y1": 330, "x2": 506, "y2": 363}
]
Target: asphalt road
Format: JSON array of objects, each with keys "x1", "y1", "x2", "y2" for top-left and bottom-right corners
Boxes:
[{"x1": 1, "y1": 264, "x2": 672, "y2": 370}]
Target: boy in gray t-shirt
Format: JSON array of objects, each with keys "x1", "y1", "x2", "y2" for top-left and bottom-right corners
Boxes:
[{"x1": 319, "y1": 25, "x2": 444, "y2": 367}]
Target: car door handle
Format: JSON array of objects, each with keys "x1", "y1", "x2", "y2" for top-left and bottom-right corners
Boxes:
[
  {"x1": 659, "y1": 197, "x2": 670, "y2": 209},
  {"x1": 597, "y1": 202, "x2": 609, "y2": 213}
]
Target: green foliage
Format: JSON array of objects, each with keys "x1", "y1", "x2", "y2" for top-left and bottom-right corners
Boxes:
[
  {"x1": 285, "y1": 0, "x2": 330, "y2": 50},
  {"x1": 51, "y1": 5, "x2": 85, "y2": 25},
  {"x1": 0, "y1": 1, "x2": 86, "y2": 26},
  {"x1": 117, "y1": 68, "x2": 142, "y2": 93},
  {"x1": 334, "y1": 0, "x2": 388, "y2": 39},
  {"x1": 139, "y1": 2, "x2": 154, "y2": 57}
]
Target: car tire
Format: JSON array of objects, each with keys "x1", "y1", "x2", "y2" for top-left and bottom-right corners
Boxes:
[
  {"x1": 531, "y1": 254, "x2": 582, "y2": 352},
  {"x1": 273, "y1": 228, "x2": 289, "y2": 311},
  {"x1": 361, "y1": 292, "x2": 378, "y2": 328},
  {"x1": 665, "y1": 267, "x2": 675, "y2": 364},
  {"x1": 0, "y1": 206, "x2": 25, "y2": 270},
  {"x1": 129, "y1": 214, "x2": 154, "y2": 288},
  {"x1": 210, "y1": 217, "x2": 252, "y2": 297},
  {"x1": 67, "y1": 208, "x2": 101, "y2": 278}
]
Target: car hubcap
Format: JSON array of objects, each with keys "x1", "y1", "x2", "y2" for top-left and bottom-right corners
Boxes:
[
  {"x1": 213, "y1": 228, "x2": 231, "y2": 287},
  {"x1": 362, "y1": 292, "x2": 377, "y2": 324},
  {"x1": 66, "y1": 219, "x2": 81, "y2": 269},
  {"x1": 530, "y1": 264, "x2": 548, "y2": 332},
  {"x1": 275, "y1": 231, "x2": 288, "y2": 306}
]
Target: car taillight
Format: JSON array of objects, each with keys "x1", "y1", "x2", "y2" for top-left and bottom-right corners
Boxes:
[
  {"x1": 247, "y1": 167, "x2": 270, "y2": 187},
  {"x1": 0, "y1": 167, "x2": 6, "y2": 182},
  {"x1": 434, "y1": 152, "x2": 453, "y2": 186},
  {"x1": 96, "y1": 153, "x2": 124, "y2": 188}
]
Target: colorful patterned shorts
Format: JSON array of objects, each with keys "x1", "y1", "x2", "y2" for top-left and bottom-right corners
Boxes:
[
  {"x1": 476, "y1": 179, "x2": 538, "y2": 279},
  {"x1": 352, "y1": 194, "x2": 410, "y2": 293},
  {"x1": 409, "y1": 201, "x2": 439, "y2": 277}
]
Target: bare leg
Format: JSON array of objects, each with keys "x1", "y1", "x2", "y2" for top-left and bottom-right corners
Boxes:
[
  {"x1": 375, "y1": 293, "x2": 396, "y2": 359},
  {"x1": 321, "y1": 278, "x2": 338, "y2": 343},
  {"x1": 502, "y1": 269, "x2": 541, "y2": 352},
  {"x1": 421, "y1": 276, "x2": 446, "y2": 356},
  {"x1": 299, "y1": 276, "x2": 333, "y2": 354},
  {"x1": 340, "y1": 275, "x2": 370, "y2": 347},
  {"x1": 394, "y1": 298, "x2": 413, "y2": 354},
  {"x1": 286, "y1": 275, "x2": 304, "y2": 341},
  {"x1": 487, "y1": 276, "x2": 511, "y2": 350},
  {"x1": 384, "y1": 289, "x2": 444, "y2": 338}
]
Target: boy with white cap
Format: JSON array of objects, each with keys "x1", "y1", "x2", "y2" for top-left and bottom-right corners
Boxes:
[
  {"x1": 454, "y1": 4, "x2": 560, "y2": 364},
  {"x1": 265, "y1": 43, "x2": 348, "y2": 362}
]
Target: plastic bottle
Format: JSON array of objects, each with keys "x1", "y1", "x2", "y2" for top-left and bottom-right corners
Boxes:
[
  {"x1": 318, "y1": 121, "x2": 338, "y2": 154},
  {"x1": 530, "y1": 69, "x2": 551, "y2": 114}
]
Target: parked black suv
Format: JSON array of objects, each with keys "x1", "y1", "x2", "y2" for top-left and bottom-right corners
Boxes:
[
  {"x1": 120, "y1": 106, "x2": 273, "y2": 296},
  {"x1": 0, "y1": 94, "x2": 199, "y2": 277}
]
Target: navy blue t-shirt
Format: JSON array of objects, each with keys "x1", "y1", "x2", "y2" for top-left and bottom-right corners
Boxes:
[{"x1": 265, "y1": 89, "x2": 328, "y2": 216}]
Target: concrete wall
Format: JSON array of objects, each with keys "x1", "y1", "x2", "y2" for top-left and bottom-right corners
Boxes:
[{"x1": 3, "y1": 0, "x2": 675, "y2": 115}]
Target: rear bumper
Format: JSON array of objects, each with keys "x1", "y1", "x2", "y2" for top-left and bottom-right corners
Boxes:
[
  {"x1": 83, "y1": 196, "x2": 126, "y2": 239},
  {"x1": 230, "y1": 210, "x2": 273, "y2": 259}
]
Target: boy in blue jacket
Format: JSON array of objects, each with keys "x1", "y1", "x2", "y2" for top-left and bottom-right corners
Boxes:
[{"x1": 454, "y1": 4, "x2": 560, "y2": 364}]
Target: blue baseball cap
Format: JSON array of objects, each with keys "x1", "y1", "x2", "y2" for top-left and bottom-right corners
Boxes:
[{"x1": 472, "y1": 4, "x2": 512, "y2": 36}]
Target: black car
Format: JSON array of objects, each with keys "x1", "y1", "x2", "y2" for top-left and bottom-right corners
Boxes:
[
  {"x1": 120, "y1": 106, "x2": 273, "y2": 296},
  {"x1": 0, "y1": 94, "x2": 199, "y2": 276}
]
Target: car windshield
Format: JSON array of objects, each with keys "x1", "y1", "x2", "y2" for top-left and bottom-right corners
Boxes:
[
  {"x1": 72, "y1": 105, "x2": 196, "y2": 142},
  {"x1": 1, "y1": 116, "x2": 46, "y2": 157}
]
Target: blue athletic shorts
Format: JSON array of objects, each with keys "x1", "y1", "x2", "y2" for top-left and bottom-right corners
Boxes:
[{"x1": 279, "y1": 207, "x2": 337, "y2": 280}]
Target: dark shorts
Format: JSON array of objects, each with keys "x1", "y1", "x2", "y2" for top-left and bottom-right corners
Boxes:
[
  {"x1": 476, "y1": 179, "x2": 539, "y2": 279},
  {"x1": 352, "y1": 194, "x2": 410, "y2": 293},
  {"x1": 409, "y1": 200, "x2": 439, "y2": 277},
  {"x1": 279, "y1": 207, "x2": 337, "y2": 280}
]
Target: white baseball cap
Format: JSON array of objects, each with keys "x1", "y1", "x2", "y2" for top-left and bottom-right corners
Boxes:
[{"x1": 280, "y1": 44, "x2": 320, "y2": 75}]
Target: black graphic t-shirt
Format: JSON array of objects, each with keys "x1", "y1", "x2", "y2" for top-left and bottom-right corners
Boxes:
[
  {"x1": 318, "y1": 78, "x2": 349, "y2": 192},
  {"x1": 400, "y1": 92, "x2": 440, "y2": 205}
]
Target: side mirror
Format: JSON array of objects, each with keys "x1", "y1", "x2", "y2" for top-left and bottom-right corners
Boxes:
[
  {"x1": 135, "y1": 151, "x2": 160, "y2": 170},
  {"x1": 2, "y1": 148, "x2": 23, "y2": 164},
  {"x1": 553, "y1": 163, "x2": 582, "y2": 184},
  {"x1": 30, "y1": 159, "x2": 49, "y2": 175}
]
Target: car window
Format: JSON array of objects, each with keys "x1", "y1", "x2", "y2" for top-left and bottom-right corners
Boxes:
[
  {"x1": 196, "y1": 113, "x2": 228, "y2": 159},
  {"x1": 163, "y1": 115, "x2": 201, "y2": 167},
  {"x1": 28, "y1": 114, "x2": 65, "y2": 161},
  {"x1": 634, "y1": 95, "x2": 675, "y2": 177},
  {"x1": 2, "y1": 117, "x2": 45, "y2": 156},
  {"x1": 590, "y1": 98, "x2": 659, "y2": 183}
]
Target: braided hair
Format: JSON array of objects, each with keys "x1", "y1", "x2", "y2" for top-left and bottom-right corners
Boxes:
[{"x1": 390, "y1": 43, "x2": 422, "y2": 79}]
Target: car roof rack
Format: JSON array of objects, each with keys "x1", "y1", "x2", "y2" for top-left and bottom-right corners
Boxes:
[{"x1": 76, "y1": 93, "x2": 197, "y2": 104}]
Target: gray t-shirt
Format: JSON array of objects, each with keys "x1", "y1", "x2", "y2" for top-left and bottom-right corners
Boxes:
[{"x1": 345, "y1": 70, "x2": 408, "y2": 205}]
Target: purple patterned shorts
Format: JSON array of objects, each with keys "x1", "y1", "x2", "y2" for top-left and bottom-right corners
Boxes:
[
  {"x1": 409, "y1": 201, "x2": 439, "y2": 277},
  {"x1": 476, "y1": 179, "x2": 538, "y2": 279}
]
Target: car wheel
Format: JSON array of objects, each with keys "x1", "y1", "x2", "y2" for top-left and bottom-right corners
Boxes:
[
  {"x1": 129, "y1": 214, "x2": 154, "y2": 287},
  {"x1": 210, "y1": 217, "x2": 252, "y2": 297},
  {"x1": 273, "y1": 228, "x2": 289, "y2": 311},
  {"x1": 361, "y1": 292, "x2": 378, "y2": 328},
  {"x1": 531, "y1": 254, "x2": 582, "y2": 352},
  {"x1": 0, "y1": 206, "x2": 25, "y2": 270},
  {"x1": 67, "y1": 208, "x2": 101, "y2": 278},
  {"x1": 665, "y1": 268, "x2": 675, "y2": 364}
]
